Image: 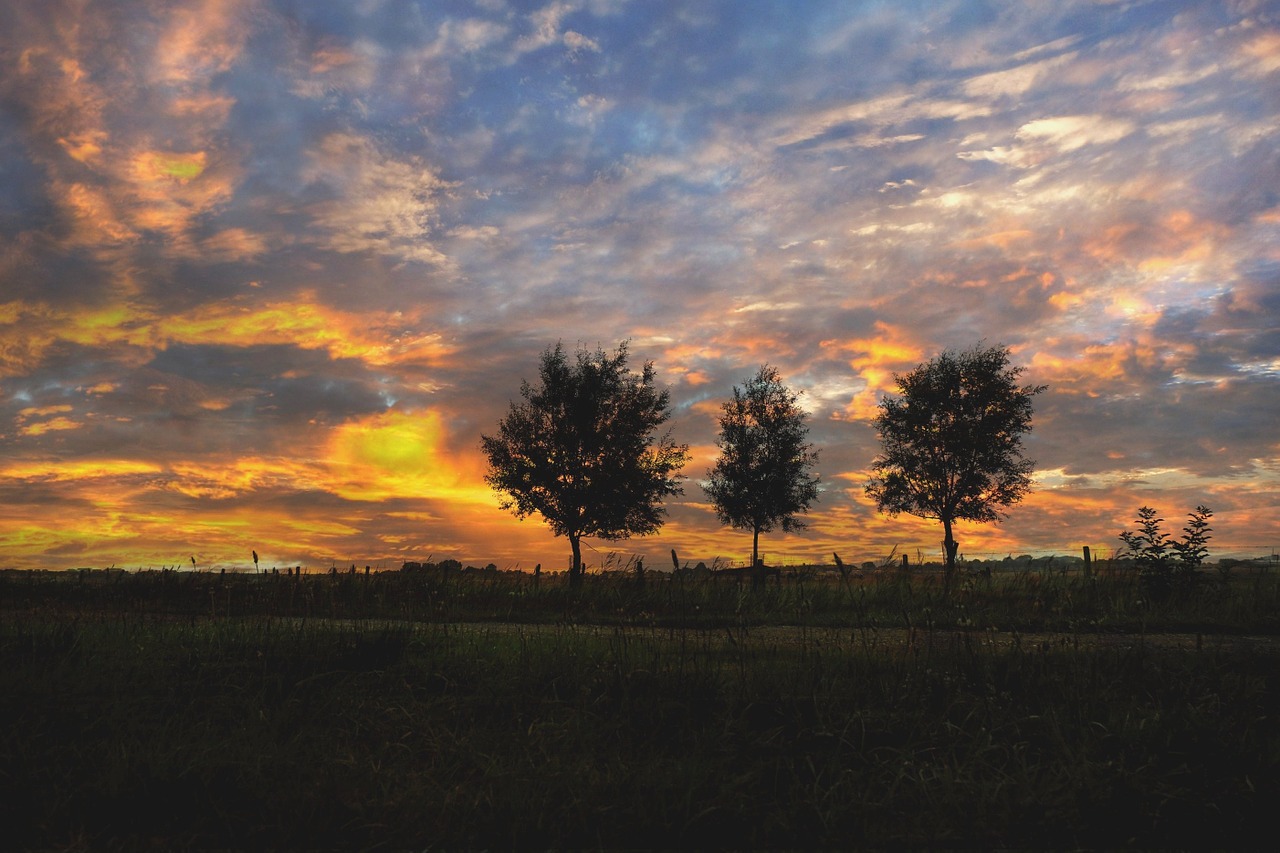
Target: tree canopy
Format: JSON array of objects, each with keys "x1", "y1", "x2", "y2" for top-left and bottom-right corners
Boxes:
[
  {"x1": 480, "y1": 341, "x2": 688, "y2": 585},
  {"x1": 865, "y1": 344, "x2": 1045, "y2": 578},
  {"x1": 703, "y1": 365, "x2": 820, "y2": 572}
]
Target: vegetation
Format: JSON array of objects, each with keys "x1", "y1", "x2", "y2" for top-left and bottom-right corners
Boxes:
[
  {"x1": 4, "y1": 560, "x2": 1279, "y2": 633},
  {"x1": 866, "y1": 344, "x2": 1046, "y2": 582},
  {"x1": 2, "y1": 565, "x2": 1277, "y2": 849},
  {"x1": 480, "y1": 341, "x2": 689, "y2": 586},
  {"x1": 703, "y1": 365, "x2": 820, "y2": 576},
  {"x1": 1120, "y1": 504, "x2": 1215, "y2": 596}
]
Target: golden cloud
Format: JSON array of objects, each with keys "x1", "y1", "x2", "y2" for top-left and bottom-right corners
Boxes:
[
  {"x1": 821, "y1": 322, "x2": 924, "y2": 420},
  {"x1": 0, "y1": 459, "x2": 164, "y2": 481},
  {"x1": 0, "y1": 295, "x2": 456, "y2": 378},
  {"x1": 20, "y1": 417, "x2": 82, "y2": 437}
]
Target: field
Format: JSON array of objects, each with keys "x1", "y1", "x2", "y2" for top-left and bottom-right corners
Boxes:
[{"x1": 2, "y1": 566, "x2": 1278, "y2": 848}]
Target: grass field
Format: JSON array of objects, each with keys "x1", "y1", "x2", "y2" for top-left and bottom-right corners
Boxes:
[{"x1": 2, "y1": 567, "x2": 1277, "y2": 848}]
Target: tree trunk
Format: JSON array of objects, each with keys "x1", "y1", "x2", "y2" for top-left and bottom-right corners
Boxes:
[
  {"x1": 942, "y1": 516, "x2": 959, "y2": 587},
  {"x1": 569, "y1": 533, "x2": 583, "y2": 588},
  {"x1": 751, "y1": 525, "x2": 764, "y2": 591}
]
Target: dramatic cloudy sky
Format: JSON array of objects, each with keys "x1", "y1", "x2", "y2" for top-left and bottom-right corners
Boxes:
[{"x1": 1, "y1": 0, "x2": 1278, "y2": 571}]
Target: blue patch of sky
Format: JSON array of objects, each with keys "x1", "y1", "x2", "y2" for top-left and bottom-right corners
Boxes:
[{"x1": 0, "y1": 120, "x2": 56, "y2": 233}]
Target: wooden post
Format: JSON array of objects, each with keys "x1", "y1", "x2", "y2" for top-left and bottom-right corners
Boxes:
[
  {"x1": 901, "y1": 554, "x2": 909, "y2": 570},
  {"x1": 1082, "y1": 546, "x2": 1092, "y2": 578}
]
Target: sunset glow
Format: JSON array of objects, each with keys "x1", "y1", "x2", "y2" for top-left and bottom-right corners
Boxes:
[{"x1": 1, "y1": 1, "x2": 1277, "y2": 571}]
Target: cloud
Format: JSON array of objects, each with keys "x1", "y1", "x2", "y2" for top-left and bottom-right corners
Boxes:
[
  {"x1": 150, "y1": 0, "x2": 255, "y2": 86},
  {"x1": 513, "y1": 1, "x2": 589, "y2": 56},
  {"x1": 1236, "y1": 30, "x2": 1280, "y2": 78},
  {"x1": 961, "y1": 51, "x2": 1078, "y2": 99},
  {"x1": 300, "y1": 132, "x2": 454, "y2": 265},
  {"x1": 0, "y1": 294, "x2": 455, "y2": 380},
  {"x1": 772, "y1": 92, "x2": 992, "y2": 149},
  {"x1": 821, "y1": 323, "x2": 926, "y2": 421},
  {"x1": 959, "y1": 115, "x2": 1137, "y2": 168}
]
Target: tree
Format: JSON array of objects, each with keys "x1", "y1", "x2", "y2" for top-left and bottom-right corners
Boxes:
[
  {"x1": 865, "y1": 344, "x2": 1045, "y2": 581},
  {"x1": 480, "y1": 341, "x2": 689, "y2": 587},
  {"x1": 703, "y1": 365, "x2": 820, "y2": 575}
]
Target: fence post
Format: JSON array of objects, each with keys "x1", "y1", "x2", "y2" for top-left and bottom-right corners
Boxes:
[
  {"x1": 901, "y1": 554, "x2": 909, "y2": 570},
  {"x1": 1083, "y1": 546, "x2": 1092, "y2": 578}
]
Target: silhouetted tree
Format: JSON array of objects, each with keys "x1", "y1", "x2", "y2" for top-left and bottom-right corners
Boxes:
[
  {"x1": 866, "y1": 344, "x2": 1045, "y2": 582},
  {"x1": 481, "y1": 341, "x2": 689, "y2": 587},
  {"x1": 704, "y1": 365, "x2": 820, "y2": 576}
]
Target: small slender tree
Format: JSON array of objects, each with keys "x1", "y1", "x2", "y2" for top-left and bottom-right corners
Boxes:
[
  {"x1": 866, "y1": 343, "x2": 1045, "y2": 583},
  {"x1": 703, "y1": 365, "x2": 820, "y2": 575},
  {"x1": 481, "y1": 341, "x2": 689, "y2": 587}
]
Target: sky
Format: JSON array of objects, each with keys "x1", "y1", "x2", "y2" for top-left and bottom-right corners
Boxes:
[{"x1": 1, "y1": 0, "x2": 1278, "y2": 573}]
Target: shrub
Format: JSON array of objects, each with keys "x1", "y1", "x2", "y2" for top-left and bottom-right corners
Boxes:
[{"x1": 1119, "y1": 505, "x2": 1213, "y2": 597}]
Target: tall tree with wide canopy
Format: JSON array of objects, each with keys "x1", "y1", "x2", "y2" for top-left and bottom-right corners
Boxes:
[
  {"x1": 865, "y1": 344, "x2": 1045, "y2": 581},
  {"x1": 481, "y1": 341, "x2": 688, "y2": 586},
  {"x1": 704, "y1": 365, "x2": 820, "y2": 573}
]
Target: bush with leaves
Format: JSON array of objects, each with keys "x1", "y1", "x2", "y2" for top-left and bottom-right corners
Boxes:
[{"x1": 1119, "y1": 505, "x2": 1213, "y2": 595}]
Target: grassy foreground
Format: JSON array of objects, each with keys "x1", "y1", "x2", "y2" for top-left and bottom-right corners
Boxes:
[{"x1": 2, "y1": 569, "x2": 1278, "y2": 848}]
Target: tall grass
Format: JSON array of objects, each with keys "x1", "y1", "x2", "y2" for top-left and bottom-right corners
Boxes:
[
  {"x1": 5, "y1": 565, "x2": 1278, "y2": 633},
  {"x1": 2, "y1": 606, "x2": 1277, "y2": 848}
]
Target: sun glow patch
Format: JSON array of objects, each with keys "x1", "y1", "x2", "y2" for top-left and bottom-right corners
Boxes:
[
  {"x1": 324, "y1": 410, "x2": 492, "y2": 505},
  {"x1": 148, "y1": 152, "x2": 206, "y2": 181},
  {"x1": 344, "y1": 411, "x2": 442, "y2": 473}
]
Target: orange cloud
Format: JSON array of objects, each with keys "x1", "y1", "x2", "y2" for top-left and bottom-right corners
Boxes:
[
  {"x1": 821, "y1": 322, "x2": 924, "y2": 420},
  {"x1": 64, "y1": 182, "x2": 136, "y2": 244},
  {"x1": 192, "y1": 228, "x2": 268, "y2": 262},
  {"x1": 20, "y1": 417, "x2": 82, "y2": 437},
  {"x1": 57, "y1": 129, "x2": 108, "y2": 164},
  {"x1": 950, "y1": 229, "x2": 1034, "y2": 251},
  {"x1": 174, "y1": 298, "x2": 456, "y2": 367},
  {"x1": 1086, "y1": 209, "x2": 1226, "y2": 279},
  {"x1": 1030, "y1": 342, "x2": 1141, "y2": 396},
  {"x1": 152, "y1": 0, "x2": 254, "y2": 86},
  {"x1": 689, "y1": 400, "x2": 722, "y2": 418},
  {"x1": 126, "y1": 148, "x2": 236, "y2": 239},
  {"x1": 1048, "y1": 290, "x2": 1085, "y2": 311},
  {"x1": 0, "y1": 295, "x2": 457, "y2": 378}
]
